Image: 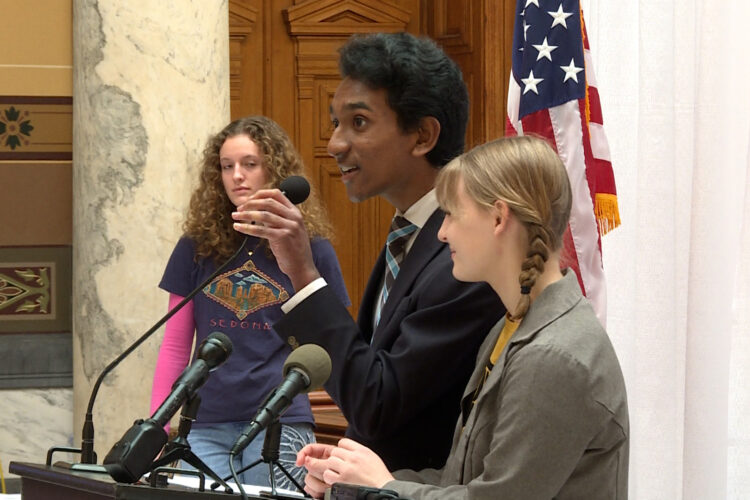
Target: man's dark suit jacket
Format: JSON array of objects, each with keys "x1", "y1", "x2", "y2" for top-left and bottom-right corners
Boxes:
[{"x1": 274, "y1": 209, "x2": 505, "y2": 471}]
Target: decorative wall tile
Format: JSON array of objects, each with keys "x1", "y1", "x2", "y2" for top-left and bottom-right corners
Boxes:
[
  {"x1": 0, "y1": 96, "x2": 72, "y2": 160},
  {"x1": 0, "y1": 246, "x2": 71, "y2": 333}
]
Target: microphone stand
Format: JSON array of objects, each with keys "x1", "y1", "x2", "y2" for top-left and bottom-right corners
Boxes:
[
  {"x1": 148, "y1": 395, "x2": 234, "y2": 493},
  {"x1": 211, "y1": 420, "x2": 309, "y2": 498},
  {"x1": 51, "y1": 236, "x2": 250, "y2": 471}
]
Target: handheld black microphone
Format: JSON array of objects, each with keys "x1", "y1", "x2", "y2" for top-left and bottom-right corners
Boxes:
[
  {"x1": 102, "y1": 332, "x2": 233, "y2": 483},
  {"x1": 230, "y1": 344, "x2": 331, "y2": 456},
  {"x1": 72, "y1": 176, "x2": 311, "y2": 467},
  {"x1": 280, "y1": 175, "x2": 310, "y2": 204}
]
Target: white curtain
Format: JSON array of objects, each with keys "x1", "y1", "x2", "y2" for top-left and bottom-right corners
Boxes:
[{"x1": 581, "y1": 0, "x2": 750, "y2": 498}]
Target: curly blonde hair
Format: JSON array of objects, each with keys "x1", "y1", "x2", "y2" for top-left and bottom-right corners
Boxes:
[
  {"x1": 184, "y1": 116, "x2": 333, "y2": 261},
  {"x1": 436, "y1": 135, "x2": 572, "y2": 320}
]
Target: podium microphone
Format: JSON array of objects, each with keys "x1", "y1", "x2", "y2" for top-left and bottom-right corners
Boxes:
[
  {"x1": 231, "y1": 344, "x2": 331, "y2": 456},
  {"x1": 102, "y1": 332, "x2": 233, "y2": 483},
  {"x1": 69, "y1": 175, "x2": 311, "y2": 467}
]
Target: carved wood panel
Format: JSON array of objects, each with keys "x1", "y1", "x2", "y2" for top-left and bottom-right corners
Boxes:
[
  {"x1": 422, "y1": 0, "x2": 516, "y2": 148},
  {"x1": 228, "y1": 0, "x2": 260, "y2": 118}
]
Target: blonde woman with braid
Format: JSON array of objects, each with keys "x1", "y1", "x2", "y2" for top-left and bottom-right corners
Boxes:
[{"x1": 296, "y1": 136, "x2": 629, "y2": 499}]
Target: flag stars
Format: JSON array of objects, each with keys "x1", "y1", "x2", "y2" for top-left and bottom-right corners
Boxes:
[
  {"x1": 532, "y1": 37, "x2": 558, "y2": 61},
  {"x1": 523, "y1": 20, "x2": 532, "y2": 40},
  {"x1": 525, "y1": 0, "x2": 540, "y2": 7},
  {"x1": 548, "y1": 4, "x2": 573, "y2": 29},
  {"x1": 521, "y1": 70, "x2": 544, "y2": 95},
  {"x1": 560, "y1": 58, "x2": 584, "y2": 83}
]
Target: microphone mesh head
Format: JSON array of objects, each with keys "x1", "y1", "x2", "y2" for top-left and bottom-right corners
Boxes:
[
  {"x1": 199, "y1": 331, "x2": 234, "y2": 370},
  {"x1": 283, "y1": 344, "x2": 332, "y2": 392},
  {"x1": 280, "y1": 175, "x2": 311, "y2": 205}
]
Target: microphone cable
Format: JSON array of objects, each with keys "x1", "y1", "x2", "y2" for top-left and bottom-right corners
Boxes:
[{"x1": 229, "y1": 456, "x2": 249, "y2": 500}]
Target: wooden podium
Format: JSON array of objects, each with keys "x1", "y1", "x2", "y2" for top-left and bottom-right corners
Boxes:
[
  {"x1": 309, "y1": 390, "x2": 348, "y2": 445},
  {"x1": 9, "y1": 462, "x2": 262, "y2": 499}
]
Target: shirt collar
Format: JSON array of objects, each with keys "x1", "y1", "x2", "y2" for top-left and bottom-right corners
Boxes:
[{"x1": 397, "y1": 189, "x2": 438, "y2": 229}]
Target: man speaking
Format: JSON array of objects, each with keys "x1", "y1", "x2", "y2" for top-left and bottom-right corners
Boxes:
[{"x1": 232, "y1": 32, "x2": 504, "y2": 471}]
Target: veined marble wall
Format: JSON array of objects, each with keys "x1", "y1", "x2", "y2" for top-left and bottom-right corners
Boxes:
[
  {"x1": 0, "y1": 390, "x2": 75, "y2": 468},
  {"x1": 72, "y1": 0, "x2": 229, "y2": 461}
]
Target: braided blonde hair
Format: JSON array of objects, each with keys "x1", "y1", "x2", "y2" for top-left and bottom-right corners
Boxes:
[{"x1": 436, "y1": 135, "x2": 572, "y2": 320}]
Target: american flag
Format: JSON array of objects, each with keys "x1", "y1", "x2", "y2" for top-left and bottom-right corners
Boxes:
[{"x1": 506, "y1": 0, "x2": 619, "y2": 325}]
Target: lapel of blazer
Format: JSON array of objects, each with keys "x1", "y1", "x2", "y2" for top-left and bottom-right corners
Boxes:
[
  {"x1": 372, "y1": 209, "x2": 446, "y2": 339},
  {"x1": 357, "y1": 249, "x2": 386, "y2": 341},
  {"x1": 461, "y1": 317, "x2": 505, "y2": 402},
  {"x1": 460, "y1": 272, "x2": 584, "y2": 427}
]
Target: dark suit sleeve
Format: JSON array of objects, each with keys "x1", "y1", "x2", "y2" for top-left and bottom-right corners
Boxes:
[
  {"x1": 274, "y1": 251, "x2": 503, "y2": 442},
  {"x1": 311, "y1": 237, "x2": 350, "y2": 307}
]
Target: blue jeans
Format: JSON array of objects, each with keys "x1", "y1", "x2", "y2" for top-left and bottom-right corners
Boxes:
[{"x1": 184, "y1": 421, "x2": 314, "y2": 491}]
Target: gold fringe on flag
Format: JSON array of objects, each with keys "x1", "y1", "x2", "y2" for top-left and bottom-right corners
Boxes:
[{"x1": 594, "y1": 193, "x2": 621, "y2": 235}]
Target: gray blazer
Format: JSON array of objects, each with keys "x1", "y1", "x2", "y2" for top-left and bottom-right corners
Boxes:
[{"x1": 387, "y1": 272, "x2": 629, "y2": 499}]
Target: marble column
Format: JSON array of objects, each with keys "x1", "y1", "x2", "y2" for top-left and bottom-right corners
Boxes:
[{"x1": 72, "y1": 0, "x2": 229, "y2": 461}]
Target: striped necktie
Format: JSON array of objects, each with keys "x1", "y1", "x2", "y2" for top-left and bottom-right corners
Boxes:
[{"x1": 381, "y1": 215, "x2": 418, "y2": 310}]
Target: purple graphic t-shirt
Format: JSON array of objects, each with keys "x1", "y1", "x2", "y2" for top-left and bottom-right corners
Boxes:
[{"x1": 160, "y1": 236, "x2": 349, "y2": 426}]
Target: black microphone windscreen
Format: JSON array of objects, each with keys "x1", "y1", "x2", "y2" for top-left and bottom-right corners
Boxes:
[
  {"x1": 198, "y1": 331, "x2": 233, "y2": 370},
  {"x1": 282, "y1": 344, "x2": 331, "y2": 392},
  {"x1": 280, "y1": 175, "x2": 311, "y2": 205}
]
